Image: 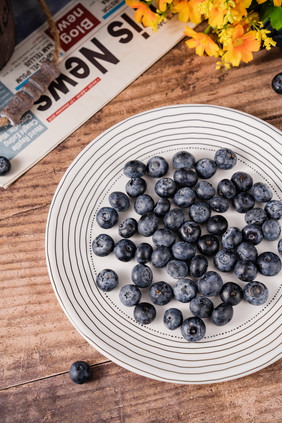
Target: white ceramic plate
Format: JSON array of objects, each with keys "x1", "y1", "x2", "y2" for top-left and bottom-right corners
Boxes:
[{"x1": 46, "y1": 105, "x2": 282, "y2": 384}]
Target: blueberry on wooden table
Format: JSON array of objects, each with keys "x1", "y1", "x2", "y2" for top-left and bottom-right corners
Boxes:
[
  {"x1": 189, "y1": 255, "x2": 208, "y2": 278},
  {"x1": 264, "y1": 200, "x2": 282, "y2": 220},
  {"x1": 189, "y1": 296, "x2": 214, "y2": 318},
  {"x1": 134, "y1": 242, "x2": 153, "y2": 263},
  {"x1": 96, "y1": 207, "x2": 118, "y2": 229},
  {"x1": 194, "y1": 181, "x2": 215, "y2": 200},
  {"x1": 222, "y1": 227, "x2": 242, "y2": 250},
  {"x1": 134, "y1": 302, "x2": 156, "y2": 325},
  {"x1": 152, "y1": 228, "x2": 176, "y2": 247},
  {"x1": 181, "y1": 317, "x2": 206, "y2": 342},
  {"x1": 131, "y1": 263, "x2": 153, "y2": 288},
  {"x1": 189, "y1": 201, "x2": 211, "y2": 224},
  {"x1": 0, "y1": 156, "x2": 11, "y2": 176},
  {"x1": 149, "y1": 281, "x2": 174, "y2": 306},
  {"x1": 231, "y1": 171, "x2": 253, "y2": 192},
  {"x1": 163, "y1": 308, "x2": 183, "y2": 330},
  {"x1": 195, "y1": 158, "x2": 217, "y2": 179},
  {"x1": 153, "y1": 197, "x2": 171, "y2": 217},
  {"x1": 244, "y1": 281, "x2": 269, "y2": 306},
  {"x1": 206, "y1": 215, "x2": 228, "y2": 236},
  {"x1": 155, "y1": 177, "x2": 177, "y2": 198},
  {"x1": 134, "y1": 194, "x2": 154, "y2": 215},
  {"x1": 126, "y1": 177, "x2": 147, "y2": 197},
  {"x1": 123, "y1": 159, "x2": 146, "y2": 178},
  {"x1": 92, "y1": 233, "x2": 114, "y2": 257},
  {"x1": 108, "y1": 191, "x2": 130, "y2": 211},
  {"x1": 251, "y1": 182, "x2": 273, "y2": 203},
  {"x1": 214, "y1": 249, "x2": 237, "y2": 272},
  {"x1": 211, "y1": 303, "x2": 234, "y2": 326},
  {"x1": 214, "y1": 148, "x2": 237, "y2": 169},
  {"x1": 172, "y1": 150, "x2": 195, "y2": 169},
  {"x1": 220, "y1": 282, "x2": 243, "y2": 306},
  {"x1": 96, "y1": 269, "x2": 119, "y2": 292},
  {"x1": 173, "y1": 168, "x2": 198, "y2": 187},
  {"x1": 197, "y1": 234, "x2": 220, "y2": 256},
  {"x1": 197, "y1": 271, "x2": 223, "y2": 297},
  {"x1": 172, "y1": 241, "x2": 196, "y2": 261},
  {"x1": 217, "y1": 178, "x2": 237, "y2": 199},
  {"x1": 209, "y1": 196, "x2": 229, "y2": 213},
  {"x1": 272, "y1": 72, "x2": 282, "y2": 94},
  {"x1": 234, "y1": 260, "x2": 257, "y2": 282},
  {"x1": 69, "y1": 361, "x2": 92, "y2": 384},
  {"x1": 114, "y1": 239, "x2": 136, "y2": 262},
  {"x1": 236, "y1": 242, "x2": 258, "y2": 262},
  {"x1": 119, "y1": 284, "x2": 141, "y2": 307},
  {"x1": 256, "y1": 252, "x2": 282, "y2": 276},
  {"x1": 233, "y1": 192, "x2": 255, "y2": 213},
  {"x1": 146, "y1": 156, "x2": 169, "y2": 177},
  {"x1": 151, "y1": 246, "x2": 172, "y2": 268},
  {"x1": 137, "y1": 212, "x2": 159, "y2": 237},
  {"x1": 242, "y1": 224, "x2": 263, "y2": 245},
  {"x1": 164, "y1": 208, "x2": 185, "y2": 231},
  {"x1": 244, "y1": 208, "x2": 267, "y2": 226},
  {"x1": 118, "y1": 217, "x2": 137, "y2": 238},
  {"x1": 262, "y1": 219, "x2": 281, "y2": 241},
  {"x1": 278, "y1": 239, "x2": 282, "y2": 255},
  {"x1": 173, "y1": 187, "x2": 196, "y2": 208},
  {"x1": 173, "y1": 279, "x2": 197, "y2": 303},
  {"x1": 166, "y1": 259, "x2": 189, "y2": 279},
  {"x1": 178, "y1": 220, "x2": 201, "y2": 243}
]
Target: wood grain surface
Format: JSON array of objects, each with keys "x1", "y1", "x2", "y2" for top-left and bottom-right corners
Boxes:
[{"x1": 0, "y1": 29, "x2": 282, "y2": 423}]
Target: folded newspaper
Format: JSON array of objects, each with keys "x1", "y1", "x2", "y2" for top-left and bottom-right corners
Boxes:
[{"x1": 0, "y1": 0, "x2": 193, "y2": 188}]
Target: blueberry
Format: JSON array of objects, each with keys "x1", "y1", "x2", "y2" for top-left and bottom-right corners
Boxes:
[
  {"x1": 251, "y1": 182, "x2": 273, "y2": 203},
  {"x1": 194, "y1": 181, "x2": 215, "y2": 200},
  {"x1": 272, "y1": 72, "x2": 282, "y2": 94},
  {"x1": 172, "y1": 150, "x2": 195, "y2": 169},
  {"x1": 134, "y1": 194, "x2": 154, "y2": 215},
  {"x1": 69, "y1": 361, "x2": 92, "y2": 384},
  {"x1": 233, "y1": 193, "x2": 255, "y2": 213},
  {"x1": 231, "y1": 171, "x2": 253, "y2": 192},
  {"x1": 214, "y1": 249, "x2": 237, "y2": 272},
  {"x1": 163, "y1": 308, "x2": 183, "y2": 330},
  {"x1": 195, "y1": 158, "x2": 217, "y2": 179},
  {"x1": 124, "y1": 160, "x2": 146, "y2": 178},
  {"x1": 152, "y1": 228, "x2": 176, "y2": 247},
  {"x1": 173, "y1": 279, "x2": 197, "y2": 303},
  {"x1": 96, "y1": 207, "x2": 118, "y2": 229},
  {"x1": 217, "y1": 179, "x2": 237, "y2": 199},
  {"x1": 245, "y1": 208, "x2": 267, "y2": 226},
  {"x1": 172, "y1": 241, "x2": 196, "y2": 261},
  {"x1": 197, "y1": 234, "x2": 220, "y2": 256},
  {"x1": 209, "y1": 197, "x2": 229, "y2": 213},
  {"x1": 0, "y1": 156, "x2": 11, "y2": 176},
  {"x1": 164, "y1": 208, "x2": 185, "y2": 230},
  {"x1": 114, "y1": 239, "x2": 136, "y2": 262},
  {"x1": 211, "y1": 303, "x2": 233, "y2": 326},
  {"x1": 151, "y1": 246, "x2": 172, "y2": 268},
  {"x1": 236, "y1": 242, "x2": 258, "y2": 262},
  {"x1": 173, "y1": 168, "x2": 198, "y2": 187},
  {"x1": 265, "y1": 200, "x2": 282, "y2": 220},
  {"x1": 147, "y1": 156, "x2": 169, "y2": 177},
  {"x1": 149, "y1": 281, "x2": 174, "y2": 305},
  {"x1": 138, "y1": 212, "x2": 159, "y2": 237},
  {"x1": 109, "y1": 191, "x2": 130, "y2": 211},
  {"x1": 173, "y1": 187, "x2": 196, "y2": 208},
  {"x1": 262, "y1": 219, "x2": 281, "y2": 241},
  {"x1": 220, "y1": 282, "x2": 243, "y2": 306},
  {"x1": 234, "y1": 260, "x2": 257, "y2": 282},
  {"x1": 181, "y1": 317, "x2": 206, "y2": 342},
  {"x1": 214, "y1": 148, "x2": 237, "y2": 169},
  {"x1": 118, "y1": 217, "x2": 137, "y2": 238},
  {"x1": 222, "y1": 227, "x2": 242, "y2": 249},
  {"x1": 189, "y1": 201, "x2": 211, "y2": 224},
  {"x1": 131, "y1": 263, "x2": 153, "y2": 288},
  {"x1": 166, "y1": 259, "x2": 189, "y2": 279},
  {"x1": 256, "y1": 251, "x2": 282, "y2": 276},
  {"x1": 278, "y1": 239, "x2": 282, "y2": 255},
  {"x1": 154, "y1": 198, "x2": 171, "y2": 217},
  {"x1": 155, "y1": 177, "x2": 177, "y2": 198},
  {"x1": 197, "y1": 271, "x2": 223, "y2": 297},
  {"x1": 96, "y1": 269, "x2": 119, "y2": 291},
  {"x1": 189, "y1": 296, "x2": 214, "y2": 318},
  {"x1": 244, "y1": 281, "x2": 269, "y2": 305},
  {"x1": 179, "y1": 220, "x2": 201, "y2": 243},
  {"x1": 189, "y1": 255, "x2": 208, "y2": 278},
  {"x1": 134, "y1": 302, "x2": 156, "y2": 324},
  {"x1": 242, "y1": 224, "x2": 263, "y2": 245},
  {"x1": 135, "y1": 242, "x2": 153, "y2": 263},
  {"x1": 92, "y1": 233, "x2": 114, "y2": 257},
  {"x1": 126, "y1": 177, "x2": 147, "y2": 197},
  {"x1": 206, "y1": 215, "x2": 228, "y2": 236},
  {"x1": 119, "y1": 284, "x2": 141, "y2": 306}
]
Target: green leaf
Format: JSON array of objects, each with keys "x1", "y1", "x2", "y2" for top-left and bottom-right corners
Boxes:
[
  {"x1": 270, "y1": 7, "x2": 282, "y2": 31},
  {"x1": 259, "y1": 3, "x2": 275, "y2": 22}
]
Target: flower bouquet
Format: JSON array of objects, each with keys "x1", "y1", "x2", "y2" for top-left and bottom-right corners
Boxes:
[{"x1": 126, "y1": 0, "x2": 282, "y2": 68}]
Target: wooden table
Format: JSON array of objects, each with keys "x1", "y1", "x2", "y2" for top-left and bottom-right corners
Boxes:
[{"x1": 1, "y1": 28, "x2": 282, "y2": 422}]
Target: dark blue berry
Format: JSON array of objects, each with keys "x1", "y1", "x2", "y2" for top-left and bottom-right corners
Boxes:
[
  {"x1": 233, "y1": 192, "x2": 255, "y2": 213},
  {"x1": 96, "y1": 207, "x2": 118, "y2": 229},
  {"x1": 119, "y1": 284, "x2": 141, "y2": 306},
  {"x1": 206, "y1": 215, "x2": 228, "y2": 236},
  {"x1": 262, "y1": 219, "x2": 281, "y2": 241},
  {"x1": 234, "y1": 260, "x2": 257, "y2": 282},
  {"x1": 151, "y1": 246, "x2": 172, "y2": 268},
  {"x1": 109, "y1": 191, "x2": 130, "y2": 211},
  {"x1": 189, "y1": 201, "x2": 211, "y2": 223},
  {"x1": 134, "y1": 194, "x2": 154, "y2": 215},
  {"x1": 172, "y1": 241, "x2": 196, "y2": 261},
  {"x1": 173, "y1": 279, "x2": 197, "y2": 303},
  {"x1": 118, "y1": 217, "x2": 137, "y2": 238},
  {"x1": 244, "y1": 281, "x2": 269, "y2": 305},
  {"x1": 172, "y1": 150, "x2": 195, "y2": 169},
  {"x1": 134, "y1": 302, "x2": 156, "y2": 324},
  {"x1": 211, "y1": 303, "x2": 233, "y2": 326},
  {"x1": 217, "y1": 179, "x2": 236, "y2": 199},
  {"x1": 96, "y1": 269, "x2": 119, "y2": 291},
  {"x1": 138, "y1": 212, "x2": 159, "y2": 237},
  {"x1": 0, "y1": 156, "x2": 11, "y2": 176},
  {"x1": 245, "y1": 208, "x2": 267, "y2": 226},
  {"x1": 195, "y1": 158, "x2": 217, "y2": 179},
  {"x1": 236, "y1": 242, "x2": 258, "y2": 262},
  {"x1": 278, "y1": 239, "x2": 282, "y2": 255},
  {"x1": 179, "y1": 220, "x2": 201, "y2": 243},
  {"x1": 166, "y1": 259, "x2": 189, "y2": 279},
  {"x1": 131, "y1": 264, "x2": 153, "y2": 288},
  {"x1": 272, "y1": 72, "x2": 282, "y2": 94},
  {"x1": 251, "y1": 182, "x2": 272, "y2": 203},
  {"x1": 152, "y1": 228, "x2": 176, "y2": 247},
  {"x1": 220, "y1": 282, "x2": 243, "y2": 306},
  {"x1": 214, "y1": 148, "x2": 237, "y2": 169},
  {"x1": 222, "y1": 227, "x2": 242, "y2": 249},
  {"x1": 189, "y1": 296, "x2": 214, "y2": 318},
  {"x1": 209, "y1": 197, "x2": 229, "y2": 213},
  {"x1": 242, "y1": 224, "x2": 263, "y2": 245},
  {"x1": 181, "y1": 317, "x2": 206, "y2": 342},
  {"x1": 124, "y1": 160, "x2": 146, "y2": 178},
  {"x1": 257, "y1": 251, "x2": 282, "y2": 276},
  {"x1": 214, "y1": 249, "x2": 237, "y2": 272},
  {"x1": 173, "y1": 168, "x2": 198, "y2": 187},
  {"x1": 197, "y1": 271, "x2": 223, "y2": 297},
  {"x1": 194, "y1": 181, "x2": 215, "y2": 200},
  {"x1": 173, "y1": 187, "x2": 196, "y2": 208},
  {"x1": 163, "y1": 208, "x2": 185, "y2": 230},
  {"x1": 114, "y1": 239, "x2": 136, "y2": 262},
  {"x1": 231, "y1": 171, "x2": 253, "y2": 192},
  {"x1": 135, "y1": 242, "x2": 153, "y2": 263},
  {"x1": 69, "y1": 361, "x2": 92, "y2": 384},
  {"x1": 155, "y1": 177, "x2": 177, "y2": 198},
  {"x1": 197, "y1": 234, "x2": 219, "y2": 256},
  {"x1": 265, "y1": 200, "x2": 282, "y2": 219},
  {"x1": 147, "y1": 156, "x2": 169, "y2": 177},
  {"x1": 163, "y1": 308, "x2": 183, "y2": 330},
  {"x1": 126, "y1": 177, "x2": 147, "y2": 197},
  {"x1": 149, "y1": 281, "x2": 174, "y2": 305},
  {"x1": 189, "y1": 255, "x2": 208, "y2": 278},
  {"x1": 154, "y1": 198, "x2": 171, "y2": 217},
  {"x1": 92, "y1": 234, "x2": 114, "y2": 257}
]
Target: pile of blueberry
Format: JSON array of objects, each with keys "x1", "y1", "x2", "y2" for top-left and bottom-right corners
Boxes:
[{"x1": 92, "y1": 148, "x2": 282, "y2": 342}]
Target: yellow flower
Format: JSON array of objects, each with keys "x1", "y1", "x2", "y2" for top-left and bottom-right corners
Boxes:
[
  {"x1": 223, "y1": 25, "x2": 260, "y2": 66},
  {"x1": 208, "y1": 0, "x2": 228, "y2": 27},
  {"x1": 184, "y1": 26, "x2": 220, "y2": 56},
  {"x1": 126, "y1": 0, "x2": 160, "y2": 30},
  {"x1": 158, "y1": 0, "x2": 173, "y2": 12},
  {"x1": 189, "y1": 0, "x2": 205, "y2": 24},
  {"x1": 232, "y1": 0, "x2": 252, "y2": 21},
  {"x1": 171, "y1": 0, "x2": 190, "y2": 22},
  {"x1": 273, "y1": 0, "x2": 282, "y2": 5}
]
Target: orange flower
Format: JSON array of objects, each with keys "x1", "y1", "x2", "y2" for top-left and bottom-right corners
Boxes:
[
  {"x1": 273, "y1": 0, "x2": 282, "y2": 5},
  {"x1": 158, "y1": 0, "x2": 173, "y2": 12},
  {"x1": 184, "y1": 26, "x2": 219, "y2": 57},
  {"x1": 171, "y1": 0, "x2": 190, "y2": 22},
  {"x1": 223, "y1": 25, "x2": 260, "y2": 66},
  {"x1": 189, "y1": 0, "x2": 204, "y2": 24},
  {"x1": 126, "y1": 0, "x2": 159, "y2": 30},
  {"x1": 208, "y1": 0, "x2": 228, "y2": 27}
]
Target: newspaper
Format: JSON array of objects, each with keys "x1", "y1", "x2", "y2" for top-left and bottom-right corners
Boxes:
[{"x1": 0, "y1": 0, "x2": 193, "y2": 188}]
